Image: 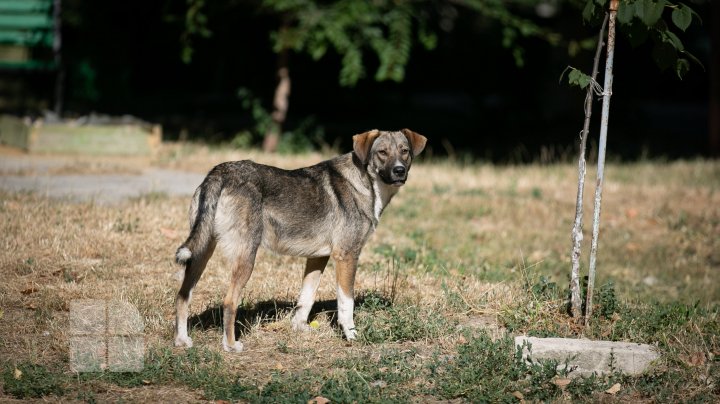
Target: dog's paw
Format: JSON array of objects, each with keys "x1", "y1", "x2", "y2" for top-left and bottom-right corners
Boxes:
[
  {"x1": 291, "y1": 320, "x2": 311, "y2": 332},
  {"x1": 223, "y1": 340, "x2": 244, "y2": 353},
  {"x1": 343, "y1": 327, "x2": 358, "y2": 341},
  {"x1": 174, "y1": 335, "x2": 193, "y2": 348}
]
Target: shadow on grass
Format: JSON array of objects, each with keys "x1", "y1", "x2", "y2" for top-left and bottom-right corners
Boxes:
[{"x1": 188, "y1": 292, "x2": 392, "y2": 337}]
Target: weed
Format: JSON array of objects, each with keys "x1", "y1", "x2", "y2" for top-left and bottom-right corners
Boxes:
[
  {"x1": 277, "y1": 340, "x2": 289, "y2": 354},
  {"x1": 428, "y1": 333, "x2": 531, "y2": 401},
  {"x1": 82, "y1": 346, "x2": 254, "y2": 401},
  {"x1": 531, "y1": 186, "x2": 543, "y2": 199},
  {"x1": 457, "y1": 187, "x2": 487, "y2": 197},
  {"x1": 113, "y1": 216, "x2": 139, "y2": 233},
  {"x1": 356, "y1": 293, "x2": 452, "y2": 344},
  {"x1": 2, "y1": 363, "x2": 65, "y2": 399},
  {"x1": 597, "y1": 280, "x2": 619, "y2": 318},
  {"x1": 432, "y1": 184, "x2": 451, "y2": 195}
]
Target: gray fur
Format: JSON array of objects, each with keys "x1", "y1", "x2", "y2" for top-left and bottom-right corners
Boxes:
[{"x1": 173, "y1": 129, "x2": 427, "y2": 351}]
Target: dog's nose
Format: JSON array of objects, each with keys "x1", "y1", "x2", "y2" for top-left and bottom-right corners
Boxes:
[{"x1": 392, "y1": 166, "x2": 406, "y2": 176}]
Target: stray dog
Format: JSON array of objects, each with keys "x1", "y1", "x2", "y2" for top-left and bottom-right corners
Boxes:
[{"x1": 174, "y1": 129, "x2": 427, "y2": 352}]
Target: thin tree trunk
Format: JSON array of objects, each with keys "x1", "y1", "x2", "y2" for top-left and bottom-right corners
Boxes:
[
  {"x1": 585, "y1": 0, "x2": 618, "y2": 325},
  {"x1": 263, "y1": 46, "x2": 290, "y2": 153},
  {"x1": 569, "y1": 13, "x2": 609, "y2": 318}
]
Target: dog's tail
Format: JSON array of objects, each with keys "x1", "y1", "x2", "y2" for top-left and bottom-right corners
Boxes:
[{"x1": 175, "y1": 169, "x2": 223, "y2": 265}]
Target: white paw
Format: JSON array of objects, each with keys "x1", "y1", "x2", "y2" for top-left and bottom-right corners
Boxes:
[
  {"x1": 343, "y1": 327, "x2": 358, "y2": 341},
  {"x1": 291, "y1": 319, "x2": 311, "y2": 332},
  {"x1": 223, "y1": 340, "x2": 244, "y2": 353},
  {"x1": 174, "y1": 335, "x2": 193, "y2": 348}
]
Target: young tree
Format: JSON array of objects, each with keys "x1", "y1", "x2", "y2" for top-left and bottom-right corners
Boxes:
[{"x1": 566, "y1": 0, "x2": 703, "y2": 323}]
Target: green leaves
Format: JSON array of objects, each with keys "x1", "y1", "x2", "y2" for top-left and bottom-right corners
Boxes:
[
  {"x1": 617, "y1": 1, "x2": 635, "y2": 25},
  {"x1": 564, "y1": 67, "x2": 592, "y2": 90},
  {"x1": 596, "y1": 0, "x2": 702, "y2": 79},
  {"x1": 264, "y1": 0, "x2": 423, "y2": 87},
  {"x1": 635, "y1": 0, "x2": 666, "y2": 27},
  {"x1": 671, "y1": 4, "x2": 692, "y2": 31}
]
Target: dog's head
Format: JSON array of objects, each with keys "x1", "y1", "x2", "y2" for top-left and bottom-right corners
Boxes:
[{"x1": 353, "y1": 129, "x2": 427, "y2": 187}]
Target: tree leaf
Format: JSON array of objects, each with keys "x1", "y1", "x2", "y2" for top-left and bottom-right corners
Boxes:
[
  {"x1": 681, "y1": 49, "x2": 704, "y2": 70},
  {"x1": 652, "y1": 40, "x2": 676, "y2": 71},
  {"x1": 583, "y1": 1, "x2": 597, "y2": 23},
  {"x1": 568, "y1": 68, "x2": 591, "y2": 89},
  {"x1": 663, "y1": 30, "x2": 684, "y2": 52},
  {"x1": 675, "y1": 58, "x2": 690, "y2": 79},
  {"x1": 635, "y1": 0, "x2": 666, "y2": 27},
  {"x1": 553, "y1": 377, "x2": 572, "y2": 390},
  {"x1": 625, "y1": 22, "x2": 649, "y2": 48},
  {"x1": 605, "y1": 383, "x2": 622, "y2": 395},
  {"x1": 617, "y1": 1, "x2": 635, "y2": 25},
  {"x1": 671, "y1": 4, "x2": 692, "y2": 32}
]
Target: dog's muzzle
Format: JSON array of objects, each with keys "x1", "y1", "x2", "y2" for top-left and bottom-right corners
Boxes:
[{"x1": 381, "y1": 165, "x2": 408, "y2": 186}]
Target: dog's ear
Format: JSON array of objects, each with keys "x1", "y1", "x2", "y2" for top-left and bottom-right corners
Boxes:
[
  {"x1": 401, "y1": 128, "x2": 427, "y2": 156},
  {"x1": 353, "y1": 129, "x2": 381, "y2": 164}
]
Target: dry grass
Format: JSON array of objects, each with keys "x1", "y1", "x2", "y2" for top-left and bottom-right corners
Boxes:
[{"x1": 0, "y1": 143, "x2": 718, "y2": 401}]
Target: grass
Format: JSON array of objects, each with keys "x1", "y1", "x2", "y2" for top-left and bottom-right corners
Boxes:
[{"x1": 0, "y1": 144, "x2": 718, "y2": 402}]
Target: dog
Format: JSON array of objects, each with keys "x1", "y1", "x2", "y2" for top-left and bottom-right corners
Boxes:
[{"x1": 173, "y1": 128, "x2": 427, "y2": 352}]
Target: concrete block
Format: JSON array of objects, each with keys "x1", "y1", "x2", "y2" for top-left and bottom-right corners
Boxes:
[
  {"x1": 515, "y1": 335, "x2": 660, "y2": 377},
  {"x1": 0, "y1": 115, "x2": 161, "y2": 155}
]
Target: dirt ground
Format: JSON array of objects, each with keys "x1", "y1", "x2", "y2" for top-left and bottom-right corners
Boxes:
[
  {"x1": 0, "y1": 144, "x2": 718, "y2": 402},
  {"x1": 0, "y1": 146, "x2": 205, "y2": 203}
]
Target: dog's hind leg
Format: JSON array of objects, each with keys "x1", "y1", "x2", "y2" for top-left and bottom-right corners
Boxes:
[
  {"x1": 175, "y1": 239, "x2": 216, "y2": 348},
  {"x1": 221, "y1": 242, "x2": 259, "y2": 353},
  {"x1": 291, "y1": 256, "x2": 330, "y2": 331}
]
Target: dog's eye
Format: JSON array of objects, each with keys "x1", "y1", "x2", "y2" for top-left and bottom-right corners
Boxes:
[
  {"x1": 401, "y1": 149, "x2": 409, "y2": 155},
  {"x1": 378, "y1": 150, "x2": 388, "y2": 157}
]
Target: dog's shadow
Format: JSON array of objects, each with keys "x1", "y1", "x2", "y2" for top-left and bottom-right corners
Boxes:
[
  {"x1": 188, "y1": 299, "x2": 334, "y2": 337},
  {"x1": 187, "y1": 294, "x2": 387, "y2": 338}
]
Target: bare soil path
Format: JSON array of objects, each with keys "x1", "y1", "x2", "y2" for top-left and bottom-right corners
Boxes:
[{"x1": 0, "y1": 149, "x2": 204, "y2": 203}]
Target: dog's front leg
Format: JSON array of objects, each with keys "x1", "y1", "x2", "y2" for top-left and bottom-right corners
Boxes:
[
  {"x1": 292, "y1": 256, "x2": 329, "y2": 331},
  {"x1": 333, "y1": 251, "x2": 358, "y2": 340}
]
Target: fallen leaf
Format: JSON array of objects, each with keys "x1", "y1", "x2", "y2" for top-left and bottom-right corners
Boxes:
[
  {"x1": 681, "y1": 352, "x2": 706, "y2": 367},
  {"x1": 160, "y1": 227, "x2": 179, "y2": 239},
  {"x1": 625, "y1": 242, "x2": 640, "y2": 252},
  {"x1": 605, "y1": 383, "x2": 621, "y2": 395},
  {"x1": 13, "y1": 368, "x2": 22, "y2": 380},
  {"x1": 308, "y1": 396, "x2": 330, "y2": 404},
  {"x1": 552, "y1": 378, "x2": 571, "y2": 390},
  {"x1": 25, "y1": 302, "x2": 37, "y2": 310},
  {"x1": 21, "y1": 285, "x2": 38, "y2": 295},
  {"x1": 142, "y1": 379, "x2": 151, "y2": 385},
  {"x1": 370, "y1": 380, "x2": 387, "y2": 388},
  {"x1": 511, "y1": 390, "x2": 524, "y2": 400},
  {"x1": 215, "y1": 401, "x2": 230, "y2": 404},
  {"x1": 457, "y1": 335, "x2": 467, "y2": 344},
  {"x1": 378, "y1": 367, "x2": 389, "y2": 373},
  {"x1": 275, "y1": 362, "x2": 284, "y2": 370}
]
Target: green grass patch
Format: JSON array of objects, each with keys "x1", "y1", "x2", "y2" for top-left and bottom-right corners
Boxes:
[
  {"x1": 2, "y1": 363, "x2": 65, "y2": 399},
  {"x1": 356, "y1": 292, "x2": 454, "y2": 344}
]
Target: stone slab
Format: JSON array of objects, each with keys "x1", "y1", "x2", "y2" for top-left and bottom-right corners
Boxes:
[
  {"x1": 515, "y1": 336, "x2": 660, "y2": 377},
  {"x1": 0, "y1": 115, "x2": 161, "y2": 155}
]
